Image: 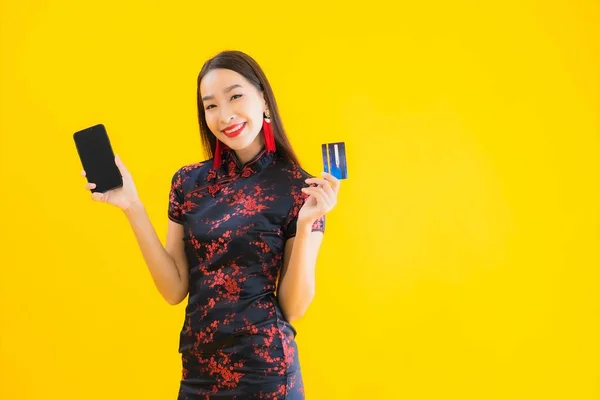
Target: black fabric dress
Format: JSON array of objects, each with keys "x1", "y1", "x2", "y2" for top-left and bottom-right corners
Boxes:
[{"x1": 168, "y1": 146, "x2": 325, "y2": 399}]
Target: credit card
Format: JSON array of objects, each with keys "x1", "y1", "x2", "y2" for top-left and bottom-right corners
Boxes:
[{"x1": 321, "y1": 142, "x2": 348, "y2": 179}]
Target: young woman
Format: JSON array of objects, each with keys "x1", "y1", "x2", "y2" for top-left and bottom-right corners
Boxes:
[{"x1": 82, "y1": 50, "x2": 340, "y2": 399}]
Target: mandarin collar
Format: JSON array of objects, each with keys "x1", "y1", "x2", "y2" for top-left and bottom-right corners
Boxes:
[{"x1": 220, "y1": 147, "x2": 276, "y2": 178}]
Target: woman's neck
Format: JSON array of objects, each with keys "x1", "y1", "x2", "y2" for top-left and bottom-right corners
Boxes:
[{"x1": 234, "y1": 134, "x2": 265, "y2": 165}]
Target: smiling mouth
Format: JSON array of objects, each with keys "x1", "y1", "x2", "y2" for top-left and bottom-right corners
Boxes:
[{"x1": 222, "y1": 122, "x2": 246, "y2": 138}]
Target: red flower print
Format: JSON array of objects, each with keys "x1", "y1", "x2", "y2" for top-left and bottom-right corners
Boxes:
[
  {"x1": 228, "y1": 161, "x2": 237, "y2": 177},
  {"x1": 208, "y1": 183, "x2": 221, "y2": 197},
  {"x1": 241, "y1": 166, "x2": 253, "y2": 178},
  {"x1": 206, "y1": 169, "x2": 217, "y2": 181}
]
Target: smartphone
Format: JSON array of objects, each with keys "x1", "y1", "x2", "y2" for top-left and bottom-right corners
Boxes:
[
  {"x1": 321, "y1": 142, "x2": 348, "y2": 179},
  {"x1": 73, "y1": 124, "x2": 123, "y2": 193}
]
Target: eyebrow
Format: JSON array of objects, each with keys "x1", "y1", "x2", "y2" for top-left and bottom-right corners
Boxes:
[{"x1": 201, "y1": 84, "x2": 242, "y2": 101}]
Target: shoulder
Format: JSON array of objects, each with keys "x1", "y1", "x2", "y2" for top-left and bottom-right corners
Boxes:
[
  {"x1": 170, "y1": 160, "x2": 212, "y2": 190},
  {"x1": 270, "y1": 157, "x2": 317, "y2": 207},
  {"x1": 273, "y1": 157, "x2": 318, "y2": 184}
]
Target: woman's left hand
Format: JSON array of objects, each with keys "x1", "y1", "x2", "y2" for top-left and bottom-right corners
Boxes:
[{"x1": 298, "y1": 172, "x2": 341, "y2": 226}]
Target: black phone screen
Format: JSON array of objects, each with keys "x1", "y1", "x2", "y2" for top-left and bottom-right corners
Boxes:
[{"x1": 73, "y1": 124, "x2": 123, "y2": 193}]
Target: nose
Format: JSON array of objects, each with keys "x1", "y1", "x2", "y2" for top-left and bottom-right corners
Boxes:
[{"x1": 219, "y1": 105, "x2": 235, "y2": 126}]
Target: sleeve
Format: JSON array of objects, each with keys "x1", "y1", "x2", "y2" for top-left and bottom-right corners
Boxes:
[
  {"x1": 168, "y1": 168, "x2": 184, "y2": 224},
  {"x1": 283, "y1": 192, "x2": 326, "y2": 239}
]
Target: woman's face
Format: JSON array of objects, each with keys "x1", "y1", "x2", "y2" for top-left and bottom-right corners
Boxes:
[{"x1": 200, "y1": 68, "x2": 267, "y2": 151}]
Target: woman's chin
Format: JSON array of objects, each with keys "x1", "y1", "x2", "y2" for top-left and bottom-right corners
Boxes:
[{"x1": 223, "y1": 135, "x2": 259, "y2": 151}]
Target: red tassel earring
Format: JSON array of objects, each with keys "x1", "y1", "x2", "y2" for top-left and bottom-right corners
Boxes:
[
  {"x1": 263, "y1": 109, "x2": 276, "y2": 152},
  {"x1": 213, "y1": 139, "x2": 229, "y2": 169}
]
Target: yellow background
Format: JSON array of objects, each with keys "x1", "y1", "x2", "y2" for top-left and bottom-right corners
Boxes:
[{"x1": 1, "y1": 1, "x2": 598, "y2": 399}]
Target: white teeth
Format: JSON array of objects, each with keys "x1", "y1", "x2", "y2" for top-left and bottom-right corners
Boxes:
[{"x1": 224, "y1": 123, "x2": 244, "y2": 133}]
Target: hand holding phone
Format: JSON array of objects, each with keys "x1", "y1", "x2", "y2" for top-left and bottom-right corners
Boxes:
[{"x1": 74, "y1": 124, "x2": 139, "y2": 209}]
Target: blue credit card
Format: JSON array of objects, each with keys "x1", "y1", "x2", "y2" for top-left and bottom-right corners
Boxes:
[{"x1": 321, "y1": 142, "x2": 348, "y2": 179}]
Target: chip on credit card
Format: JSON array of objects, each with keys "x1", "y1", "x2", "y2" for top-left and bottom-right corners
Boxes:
[{"x1": 321, "y1": 142, "x2": 348, "y2": 180}]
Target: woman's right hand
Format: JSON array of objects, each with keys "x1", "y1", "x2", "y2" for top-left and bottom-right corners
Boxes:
[{"x1": 82, "y1": 155, "x2": 141, "y2": 211}]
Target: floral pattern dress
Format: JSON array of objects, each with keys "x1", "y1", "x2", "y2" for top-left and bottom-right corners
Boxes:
[{"x1": 168, "y1": 147, "x2": 325, "y2": 399}]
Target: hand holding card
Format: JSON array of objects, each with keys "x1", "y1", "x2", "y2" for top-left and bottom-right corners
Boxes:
[
  {"x1": 300, "y1": 170, "x2": 341, "y2": 227},
  {"x1": 295, "y1": 142, "x2": 346, "y2": 227}
]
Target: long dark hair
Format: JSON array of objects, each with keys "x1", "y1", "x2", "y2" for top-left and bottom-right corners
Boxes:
[{"x1": 196, "y1": 50, "x2": 301, "y2": 166}]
